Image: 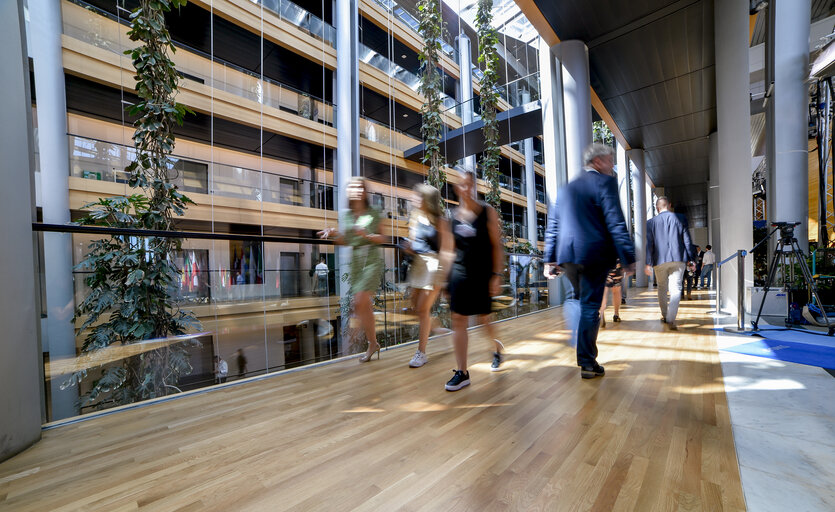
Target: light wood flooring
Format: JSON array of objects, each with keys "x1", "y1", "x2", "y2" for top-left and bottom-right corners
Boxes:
[{"x1": 0, "y1": 290, "x2": 745, "y2": 511}]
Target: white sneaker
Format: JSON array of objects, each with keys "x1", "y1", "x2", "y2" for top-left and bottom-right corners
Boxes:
[{"x1": 409, "y1": 350, "x2": 428, "y2": 368}]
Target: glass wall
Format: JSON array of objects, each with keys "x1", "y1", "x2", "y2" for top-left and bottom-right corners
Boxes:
[
  {"x1": 34, "y1": 0, "x2": 551, "y2": 424},
  {"x1": 38, "y1": 228, "x2": 549, "y2": 421}
]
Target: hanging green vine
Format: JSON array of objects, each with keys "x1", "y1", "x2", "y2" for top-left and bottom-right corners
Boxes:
[
  {"x1": 64, "y1": 0, "x2": 199, "y2": 409},
  {"x1": 476, "y1": 0, "x2": 501, "y2": 214},
  {"x1": 418, "y1": 0, "x2": 446, "y2": 192}
]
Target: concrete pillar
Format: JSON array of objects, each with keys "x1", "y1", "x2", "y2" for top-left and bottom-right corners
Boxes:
[
  {"x1": 457, "y1": 34, "x2": 477, "y2": 174},
  {"x1": 716, "y1": 0, "x2": 754, "y2": 313},
  {"x1": 31, "y1": 0, "x2": 78, "y2": 420},
  {"x1": 553, "y1": 40, "x2": 592, "y2": 181},
  {"x1": 766, "y1": 0, "x2": 811, "y2": 251},
  {"x1": 336, "y1": 0, "x2": 360, "y2": 205},
  {"x1": 539, "y1": 37, "x2": 569, "y2": 305},
  {"x1": 521, "y1": 91, "x2": 537, "y2": 244},
  {"x1": 335, "y1": 0, "x2": 359, "y2": 352},
  {"x1": 709, "y1": 133, "x2": 721, "y2": 259},
  {"x1": 629, "y1": 149, "x2": 647, "y2": 287},
  {"x1": 616, "y1": 142, "x2": 631, "y2": 231},
  {"x1": 0, "y1": 0, "x2": 43, "y2": 461}
]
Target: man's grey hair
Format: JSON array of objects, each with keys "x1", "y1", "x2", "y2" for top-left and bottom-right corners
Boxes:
[{"x1": 583, "y1": 143, "x2": 615, "y2": 165}]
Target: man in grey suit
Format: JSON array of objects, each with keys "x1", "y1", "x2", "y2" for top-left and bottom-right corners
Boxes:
[
  {"x1": 645, "y1": 197, "x2": 694, "y2": 330},
  {"x1": 544, "y1": 144, "x2": 636, "y2": 379}
]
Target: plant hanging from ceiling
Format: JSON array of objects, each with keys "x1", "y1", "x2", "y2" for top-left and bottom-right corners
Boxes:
[
  {"x1": 476, "y1": 0, "x2": 502, "y2": 218},
  {"x1": 63, "y1": 0, "x2": 200, "y2": 409},
  {"x1": 418, "y1": 0, "x2": 446, "y2": 194}
]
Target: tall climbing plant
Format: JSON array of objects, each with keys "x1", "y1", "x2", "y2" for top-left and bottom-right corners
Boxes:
[
  {"x1": 418, "y1": 0, "x2": 446, "y2": 192},
  {"x1": 476, "y1": 0, "x2": 502, "y2": 215},
  {"x1": 63, "y1": 0, "x2": 199, "y2": 409}
]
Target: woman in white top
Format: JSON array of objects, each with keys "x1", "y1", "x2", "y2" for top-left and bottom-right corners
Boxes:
[{"x1": 401, "y1": 184, "x2": 453, "y2": 368}]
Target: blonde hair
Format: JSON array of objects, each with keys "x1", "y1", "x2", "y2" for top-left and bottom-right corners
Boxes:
[
  {"x1": 414, "y1": 183, "x2": 442, "y2": 223},
  {"x1": 347, "y1": 176, "x2": 369, "y2": 208}
]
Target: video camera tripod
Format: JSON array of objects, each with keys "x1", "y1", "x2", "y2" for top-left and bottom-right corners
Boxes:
[{"x1": 752, "y1": 222, "x2": 834, "y2": 335}]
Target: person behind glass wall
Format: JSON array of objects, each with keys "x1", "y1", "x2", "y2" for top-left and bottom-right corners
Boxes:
[
  {"x1": 235, "y1": 348, "x2": 247, "y2": 378},
  {"x1": 318, "y1": 177, "x2": 385, "y2": 363},
  {"x1": 444, "y1": 171, "x2": 506, "y2": 391},
  {"x1": 400, "y1": 184, "x2": 454, "y2": 368},
  {"x1": 314, "y1": 255, "x2": 329, "y2": 296},
  {"x1": 543, "y1": 143, "x2": 636, "y2": 379},
  {"x1": 213, "y1": 356, "x2": 228, "y2": 384}
]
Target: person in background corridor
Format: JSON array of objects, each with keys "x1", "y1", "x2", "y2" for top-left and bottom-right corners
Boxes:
[
  {"x1": 645, "y1": 197, "x2": 694, "y2": 330},
  {"x1": 599, "y1": 260, "x2": 623, "y2": 327},
  {"x1": 700, "y1": 245, "x2": 716, "y2": 289},
  {"x1": 544, "y1": 144, "x2": 636, "y2": 379},
  {"x1": 444, "y1": 171, "x2": 506, "y2": 391}
]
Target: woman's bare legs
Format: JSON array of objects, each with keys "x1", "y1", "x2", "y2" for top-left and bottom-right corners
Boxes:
[
  {"x1": 612, "y1": 286, "x2": 622, "y2": 317},
  {"x1": 355, "y1": 291, "x2": 379, "y2": 358},
  {"x1": 416, "y1": 287, "x2": 441, "y2": 353},
  {"x1": 479, "y1": 314, "x2": 503, "y2": 353},
  {"x1": 452, "y1": 312, "x2": 469, "y2": 371}
]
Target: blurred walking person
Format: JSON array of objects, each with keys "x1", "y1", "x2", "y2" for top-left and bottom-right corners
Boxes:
[
  {"x1": 445, "y1": 171, "x2": 506, "y2": 391},
  {"x1": 645, "y1": 197, "x2": 695, "y2": 330},
  {"x1": 544, "y1": 144, "x2": 635, "y2": 379},
  {"x1": 318, "y1": 177, "x2": 385, "y2": 363},
  {"x1": 401, "y1": 184, "x2": 453, "y2": 368}
]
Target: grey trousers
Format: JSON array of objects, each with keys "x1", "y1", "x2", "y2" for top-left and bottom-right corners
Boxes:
[{"x1": 654, "y1": 261, "x2": 685, "y2": 323}]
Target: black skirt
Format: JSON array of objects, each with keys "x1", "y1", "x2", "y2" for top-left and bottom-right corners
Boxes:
[{"x1": 448, "y1": 265, "x2": 492, "y2": 316}]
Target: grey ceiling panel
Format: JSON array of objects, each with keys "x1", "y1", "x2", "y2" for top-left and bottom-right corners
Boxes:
[{"x1": 532, "y1": 0, "x2": 715, "y2": 215}]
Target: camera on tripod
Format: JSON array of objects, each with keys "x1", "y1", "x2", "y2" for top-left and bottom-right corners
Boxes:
[{"x1": 771, "y1": 221, "x2": 801, "y2": 243}]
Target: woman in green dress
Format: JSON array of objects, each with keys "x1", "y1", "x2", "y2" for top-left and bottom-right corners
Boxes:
[{"x1": 318, "y1": 177, "x2": 385, "y2": 362}]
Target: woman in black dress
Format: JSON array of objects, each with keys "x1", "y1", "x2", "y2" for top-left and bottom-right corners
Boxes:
[{"x1": 445, "y1": 171, "x2": 506, "y2": 391}]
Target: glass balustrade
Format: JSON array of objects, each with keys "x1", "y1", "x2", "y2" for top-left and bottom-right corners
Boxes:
[
  {"x1": 68, "y1": 135, "x2": 337, "y2": 210},
  {"x1": 37, "y1": 226, "x2": 551, "y2": 422},
  {"x1": 255, "y1": 0, "x2": 337, "y2": 46},
  {"x1": 65, "y1": 0, "x2": 333, "y2": 126}
]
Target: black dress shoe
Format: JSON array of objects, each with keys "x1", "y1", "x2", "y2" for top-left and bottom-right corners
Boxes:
[{"x1": 580, "y1": 364, "x2": 605, "y2": 379}]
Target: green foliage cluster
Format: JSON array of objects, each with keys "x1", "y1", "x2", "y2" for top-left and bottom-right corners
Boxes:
[
  {"x1": 476, "y1": 0, "x2": 502, "y2": 214},
  {"x1": 592, "y1": 120, "x2": 615, "y2": 147},
  {"x1": 64, "y1": 0, "x2": 199, "y2": 409},
  {"x1": 418, "y1": 0, "x2": 446, "y2": 192}
]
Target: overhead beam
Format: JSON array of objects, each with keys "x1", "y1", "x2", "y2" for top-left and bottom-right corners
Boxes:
[
  {"x1": 586, "y1": 0, "x2": 701, "y2": 50},
  {"x1": 513, "y1": 0, "x2": 631, "y2": 150}
]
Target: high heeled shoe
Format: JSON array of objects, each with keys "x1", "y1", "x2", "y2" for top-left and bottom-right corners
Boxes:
[{"x1": 359, "y1": 341, "x2": 381, "y2": 363}]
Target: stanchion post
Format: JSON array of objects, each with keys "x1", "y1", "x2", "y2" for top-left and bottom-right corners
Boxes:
[
  {"x1": 737, "y1": 250, "x2": 746, "y2": 330},
  {"x1": 714, "y1": 260, "x2": 722, "y2": 315}
]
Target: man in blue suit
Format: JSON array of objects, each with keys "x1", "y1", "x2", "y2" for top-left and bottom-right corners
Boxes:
[
  {"x1": 645, "y1": 197, "x2": 694, "y2": 330},
  {"x1": 544, "y1": 144, "x2": 636, "y2": 379}
]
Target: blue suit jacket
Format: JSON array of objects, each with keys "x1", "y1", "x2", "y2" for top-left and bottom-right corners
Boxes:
[
  {"x1": 544, "y1": 170, "x2": 635, "y2": 269},
  {"x1": 646, "y1": 211, "x2": 695, "y2": 266}
]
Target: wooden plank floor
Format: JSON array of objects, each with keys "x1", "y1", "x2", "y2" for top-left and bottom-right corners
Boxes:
[{"x1": 0, "y1": 290, "x2": 745, "y2": 511}]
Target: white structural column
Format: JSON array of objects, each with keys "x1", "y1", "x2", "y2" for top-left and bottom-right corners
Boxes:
[
  {"x1": 628, "y1": 149, "x2": 647, "y2": 287},
  {"x1": 616, "y1": 142, "x2": 631, "y2": 230},
  {"x1": 766, "y1": 0, "x2": 811, "y2": 251},
  {"x1": 336, "y1": 0, "x2": 360, "y2": 206},
  {"x1": 457, "y1": 34, "x2": 477, "y2": 174},
  {"x1": 715, "y1": 0, "x2": 754, "y2": 313},
  {"x1": 335, "y1": 0, "x2": 359, "y2": 353},
  {"x1": 522, "y1": 91, "x2": 538, "y2": 244},
  {"x1": 30, "y1": 0, "x2": 78, "y2": 420},
  {"x1": 553, "y1": 40, "x2": 592, "y2": 180},
  {"x1": 709, "y1": 133, "x2": 721, "y2": 258},
  {"x1": 0, "y1": 0, "x2": 42, "y2": 461},
  {"x1": 538, "y1": 37, "x2": 568, "y2": 305}
]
